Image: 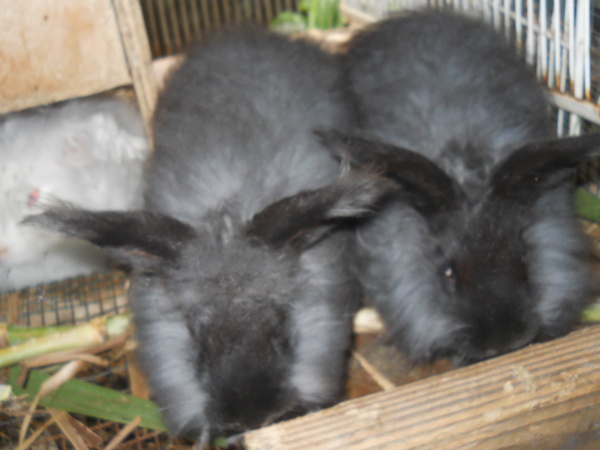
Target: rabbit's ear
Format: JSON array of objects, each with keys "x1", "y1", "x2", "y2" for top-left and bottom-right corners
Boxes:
[
  {"x1": 316, "y1": 129, "x2": 462, "y2": 216},
  {"x1": 491, "y1": 133, "x2": 600, "y2": 201},
  {"x1": 22, "y1": 208, "x2": 196, "y2": 270},
  {"x1": 246, "y1": 172, "x2": 394, "y2": 249}
]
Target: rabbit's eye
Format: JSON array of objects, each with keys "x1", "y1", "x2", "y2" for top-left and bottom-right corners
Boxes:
[
  {"x1": 444, "y1": 265, "x2": 453, "y2": 277},
  {"x1": 442, "y1": 262, "x2": 454, "y2": 278},
  {"x1": 441, "y1": 262, "x2": 457, "y2": 291}
]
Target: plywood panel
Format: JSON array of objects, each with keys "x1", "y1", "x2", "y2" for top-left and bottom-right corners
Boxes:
[{"x1": 0, "y1": 0, "x2": 131, "y2": 113}]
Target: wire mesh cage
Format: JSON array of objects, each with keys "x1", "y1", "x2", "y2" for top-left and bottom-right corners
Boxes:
[
  {"x1": 141, "y1": 0, "x2": 301, "y2": 57},
  {"x1": 340, "y1": 0, "x2": 600, "y2": 137},
  {"x1": 340, "y1": 0, "x2": 600, "y2": 207},
  {"x1": 0, "y1": 271, "x2": 129, "y2": 328}
]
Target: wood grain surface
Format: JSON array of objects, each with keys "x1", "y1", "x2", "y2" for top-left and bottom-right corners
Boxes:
[
  {"x1": 0, "y1": 0, "x2": 132, "y2": 114},
  {"x1": 244, "y1": 325, "x2": 600, "y2": 449}
]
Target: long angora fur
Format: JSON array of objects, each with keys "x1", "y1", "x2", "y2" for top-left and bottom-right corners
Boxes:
[
  {"x1": 0, "y1": 96, "x2": 148, "y2": 291},
  {"x1": 24, "y1": 27, "x2": 392, "y2": 441},
  {"x1": 320, "y1": 10, "x2": 600, "y2": 365}
]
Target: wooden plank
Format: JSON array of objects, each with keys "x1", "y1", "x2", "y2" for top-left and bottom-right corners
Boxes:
[
  {"x1": 244, "y1": 325, "x2": 600, "y2": 449},
  {"x1": 0, "y1": 0, "x2": 131, "y2": 113},
  {"x1": 112, "y1": 0, "x2": 159, "y2": 141}
]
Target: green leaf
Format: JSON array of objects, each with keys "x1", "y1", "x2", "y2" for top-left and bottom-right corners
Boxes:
[
  {"x1": 575, "y1": 188, "x2": 600, "y2": 223},
  {"x1": 8, "y1": 366, "x2": 166, "y2": 431},
  {"x1": 582, "y1": 302, "x2": 600, "y2": 323},
  {"x1": 270, "y1": 11, "x2": 307, "y2": 33},
  {"x1": 311, "y1": 0, "x2": 343, "y2": 29},
  {"x1": 272, "y1": 0, "x2": 342, "y2": 32}
]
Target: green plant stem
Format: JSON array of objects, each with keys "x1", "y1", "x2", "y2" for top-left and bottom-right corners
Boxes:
[
  {"x1": 1, "y1": 323, "x2": 76, "y2": 346},
  {"x1": 0, "y1": 314, "x2": 132, "y2": 368}
]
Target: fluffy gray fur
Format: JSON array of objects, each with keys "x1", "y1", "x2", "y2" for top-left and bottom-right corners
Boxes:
[
  {"x1": 23, "y1": 27, "x2": 392, "y2": 441},
  {"x1": 331, "y1": 10, "x2": 600, "y2": 364},
  {"x1": 142, "y1": 29, "x2": 380, "y2": 437}
]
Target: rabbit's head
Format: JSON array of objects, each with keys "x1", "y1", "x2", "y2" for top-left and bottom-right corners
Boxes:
[
  {"x1": 319, "y1": 130, "x2": 600, "y2": 364},
  {"x1": 23, "y1": 171, "x2": 392, "y2": 439}
]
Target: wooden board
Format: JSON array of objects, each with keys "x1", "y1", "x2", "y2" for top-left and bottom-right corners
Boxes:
[
  {"x1": 112, "y1": 0, "x2": 158, "y2": 138},
  {"x1": 244, "y1": 325, "x2": 600, "y2": 449},
  {"x1": 0, "y1": 0, "x2": 131, "y2": 113}
]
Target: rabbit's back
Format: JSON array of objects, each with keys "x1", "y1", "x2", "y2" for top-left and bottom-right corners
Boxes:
[
  {"x1": 148, "y1": 28, "x2": 349, "y2": 225},
  {"x1": 344, "y1": 11, "x2": 552, "y2": 169}
]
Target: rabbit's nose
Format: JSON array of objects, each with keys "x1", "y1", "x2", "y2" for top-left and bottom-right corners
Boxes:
[{"x1": 0, "y1": 246, "x2": 8, "y2": 259}]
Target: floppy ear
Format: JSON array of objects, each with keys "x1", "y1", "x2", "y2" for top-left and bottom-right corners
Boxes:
[
  {"x1": 245, "y1": 172, "x2": 394, "y2": 249},
  {"x1": 490, "y1": 133, "x2": 600, "y2": 201},
  {"x1": 22, "y1": 208, "x2": 196, "y2": 271},
  {"x1": 316, "y1": 129, "x2": 463, "y2": 216}
]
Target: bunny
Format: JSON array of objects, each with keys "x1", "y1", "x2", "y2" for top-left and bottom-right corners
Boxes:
[
  {"x1": 0, "y1": 95, "x2": 149, "y2": 292},
  {"x1": 24, "y1": 27, "x2": 392, "y2": 442},
  {"x1": 318, "y1": 10, "x2": 600, "y2": 365}
]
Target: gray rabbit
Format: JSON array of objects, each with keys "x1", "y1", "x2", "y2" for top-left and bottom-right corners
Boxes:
[
  {"x1": 319, "y1": 10, "x2": 600, "y2": 365},
  {"x1": 24, "y1": 28, "x2": 392, "y2": 441}
]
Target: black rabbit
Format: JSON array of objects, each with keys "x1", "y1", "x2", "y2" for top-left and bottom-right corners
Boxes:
[
  {"x1": 24, "y1": 27, "x2": 392, "y2": 442},
  {"x1": 319, "y1": 10, "x2": 600, "y2": 365}
]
